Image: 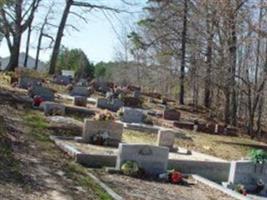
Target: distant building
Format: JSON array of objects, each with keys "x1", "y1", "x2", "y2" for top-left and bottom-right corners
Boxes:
[{"x1": 0, "y1": 53, "x2": 47, "y2": 71}]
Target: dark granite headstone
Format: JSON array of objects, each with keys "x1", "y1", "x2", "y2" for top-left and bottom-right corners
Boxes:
[
  {"x1": 70, "y1": 86, "x2": 90, "y2": 97},
  {"x1": 29, "y1": 86, "x2": 55, "y2": 101},
  {"x1": 19, "y1": 76, "x2": 42, "y2": 89},
  {"x1": 163, "y1": 109, "x2": 181, "y2": 121},
  {"x1": 54, "y1": 75, "x2": 72, "y2": 85}
]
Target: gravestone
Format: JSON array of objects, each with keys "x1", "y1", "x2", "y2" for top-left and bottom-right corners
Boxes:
[
  {"x1": 97, "y1": 98, "x2": 124, "y2": 112},
  {"x1": 19, "y1": 76, "x2": 42, "y2": 89},
  {"x1": 28, "y1": 85, "x2": 55, "y2": 101},
  {"x1": 70, "y1": 86, "x2": 90, "y2": 97},
  {"x1": 121, "y1": 107, "x2": 145, "y2": 124},
  {"x1": 228, "y1": 160, "x2": 267, "y2": 195},
  {"x1": 82, "y1": 119, "x2": 123, "y2": 147},
  {"x1": 116, "y1": 144, "x2": 169, "y2": 176},
  {"x1": 54, "y1": 75, "x2": 72, "y2": 85},
  {"x1": 163, "y1": 109, "x2": 181, "y2": 121},
  {"x1": 41, "y1": 102, "x2": 65, "y2": 116},
  {"x1": 157, "y1": 129, "x2": 175, "y2": 150},
  {"x1": 74, "y1": 96, "x2": 87, "y2": 107}
]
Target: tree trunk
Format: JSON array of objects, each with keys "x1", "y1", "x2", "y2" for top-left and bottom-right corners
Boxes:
[
  {"x1": 49, "y1": 0, "x2": 73, "y2": 74},
  {"x1": 24, "y1": 24, "x2": 32, "y2": 67},
  {"x1": 179, "y1": 0, "x2": 188, "y2": 105},
  {"x1": 229, "y1": 16, "x2": 237, "y2": 126},
  {"x1": 6, "y1": 34, "x2": 21, "y2": 71}
]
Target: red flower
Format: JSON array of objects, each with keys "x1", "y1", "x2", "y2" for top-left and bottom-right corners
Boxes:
[{"x1": 170, "y1": 171, "x2": 183, "y2": 184}]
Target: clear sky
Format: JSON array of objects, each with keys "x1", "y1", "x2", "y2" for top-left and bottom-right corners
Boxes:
[{"x1": 0, "y1": 0, "x2": 145, "y2": 63}]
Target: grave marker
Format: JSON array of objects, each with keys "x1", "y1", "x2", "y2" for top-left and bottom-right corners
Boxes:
[
  {"x1": 19, "y1": 76, "x2": 42, "y2": 89},
  {"x1": 82, "y1": 119, "x2": 123, "y2": 147},
  {"x1": 116, "y1": 144, "x2": 169, "y2": 176},
  {"x1": 157, "y1": 129, "x2": 175, "y2": 150},
  {"x1": 97, "y1": 98, "x2": 124, "y2": 112},
  {"x1": 28, "y1": 85, "x2": 55, "y2": 101},
  {"x1": 163, "y1": 109, "x2": 181, "y2": 121},
  {"x1": 121, "y1": 107, "x2": 145, "y2": 124},
  {"x1": 74, "y1": 96, "x2": 87, "y2": 107},
  {"x1": 70, "y1": 86, "x2": 90, "y2": 97}
]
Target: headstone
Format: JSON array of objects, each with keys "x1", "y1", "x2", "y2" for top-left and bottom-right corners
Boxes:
[
  {"x1": 157, "y1": 129, "x2": 175, "y2": 150},
  {"x1": 28, "y1": 85, "x2": 55, "y2": 101},
  {"x1": 121, "y1": 107, "x2": 145, "y2": 124},
  {"x1": 54, "y1": 75, "x2": 72, "y2": 85},
  {"x1": 94, "y1": 80, "x2": 111, "y2": 93},
  {"x1": 62, "y1": 70, "x2": 75, "y2": 78},
  {"x1": 97, "y1": 98, "x2": 124, "y2": 112},
  {"x1": 82, "y1": 120, "x2": 123, "y2": 146},
  {"x1": 41, "y1": 102, "x2": 65, "y2": 116},
  {"x1": 74, "y1": 96, "x2": 87, "y2": 107},
  {"x1": 163, "y1": 109, "x2": 181, "y2": 121},
  {"x1": 228, "y1": 160, "x2": 267, "y2": 195},
  {"x1": 19, "y1": 76, "x2": 42, "y2": 89},
  {"x1": 70, "y1": 86, "x2": 90, "y2": 97},
  {"x1": 116, "y1": 144, "x2": 169, "y2": 176}
]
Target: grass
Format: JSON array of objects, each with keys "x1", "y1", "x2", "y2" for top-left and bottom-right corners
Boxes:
[
  {"x1": 65, "y1": 162, "x2": 113, "y2": 200},
  {"x1": 123, "y1": 130, "x2": 156, "y2": 144},
  {"x1": 22, "y1": 110, "x2": 113, "y2": 199},
  {"x1": 175, "y1": 130, "x2": 267, "y2": 160}
]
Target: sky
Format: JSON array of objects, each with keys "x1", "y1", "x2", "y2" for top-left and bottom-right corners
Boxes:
[{"x1": 0, "y1": 0, "x2": 146, "y2": 64}]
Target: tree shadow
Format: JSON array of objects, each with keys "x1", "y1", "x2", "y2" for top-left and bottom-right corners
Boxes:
[{"x1": 216, "y1": 141, "x2": 267, "y2": 150}]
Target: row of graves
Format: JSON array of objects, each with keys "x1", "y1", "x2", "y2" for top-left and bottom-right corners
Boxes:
[
  {"x1": 10, "y1": 69, "x2": 266, "y2": 199},
  {"x1": 50, "y1": 109, "x2": 267, "y2": 199}
]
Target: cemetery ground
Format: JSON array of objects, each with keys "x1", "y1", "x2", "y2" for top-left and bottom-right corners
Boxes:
[
  {"x1": 0, "y1": 98, "x2": 234, "y2": 200},
  {"x1": 0, "y1": 73, "x2": 267, "y2": 199}
]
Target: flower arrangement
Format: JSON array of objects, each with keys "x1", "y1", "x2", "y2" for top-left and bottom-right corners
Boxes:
[
  {"x1": 94, "y1": 110, "x2": 115, "y2": 121},
  {"x1": 249, "y1": 149, "x2": 267, "y2": 164}
]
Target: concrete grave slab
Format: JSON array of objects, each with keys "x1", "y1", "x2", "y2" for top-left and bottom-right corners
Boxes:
[
  {"x1": 116, "y1": 143, "x2": 169, "y2": 176},
  {"x1": 41, "y1": 102, "x2": 65, "y2": 116},
  {"x1": 82, "y1": 120, "x2": 123, "y2": 146},
  {"x1": 121, "y1": 107, "x2": 145, "y2": 124}
]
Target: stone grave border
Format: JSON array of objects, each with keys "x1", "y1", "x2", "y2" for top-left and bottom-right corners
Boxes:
[
  {"x1": 192, "y1": 175, "x2": 251, "y2": 200},
  {"x1": 51, "y1": 136, "x2": 229, "y2": 182}
]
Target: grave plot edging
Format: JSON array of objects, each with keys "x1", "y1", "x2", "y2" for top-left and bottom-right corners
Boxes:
[
  {"x1": 168, "y1": 159, "x2": 231, "y2": 183},
  {"x1": 192, "y1": 174, "x2": 250, "y2": 200}
]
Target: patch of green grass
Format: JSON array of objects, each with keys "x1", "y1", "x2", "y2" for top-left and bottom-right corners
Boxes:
[
  {"x1": 123, "y1": 130, "x2": 156, "y2": 144},
  {"x1": 23, "y1": 111, "x2": 50, "y2": 142},
  {"x1": 65, "y1": 162, "x2": 113, "y2": 200}
]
